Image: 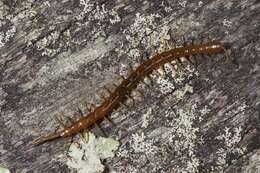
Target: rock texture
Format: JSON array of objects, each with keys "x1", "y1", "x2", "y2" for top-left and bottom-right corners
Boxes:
[{"x1": 0, "y1": 0, "x2": 259, "y2": 173}]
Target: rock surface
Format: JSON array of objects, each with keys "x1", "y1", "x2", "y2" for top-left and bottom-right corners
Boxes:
[{"x1": 0, "y1": 0, "x2": 259, "y2": 172}]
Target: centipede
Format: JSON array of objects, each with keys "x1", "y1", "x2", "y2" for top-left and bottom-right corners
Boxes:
[{"x1": 31, "y1": 40, "x2": 230, "y2": 146}]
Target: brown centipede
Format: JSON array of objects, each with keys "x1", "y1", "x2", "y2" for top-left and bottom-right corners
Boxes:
[{"x1": 31, "y1": 40, "x2": 230, "y2": 146}]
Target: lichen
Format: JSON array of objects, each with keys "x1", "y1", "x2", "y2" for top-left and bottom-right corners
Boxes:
[
  {"x1": 214, "y1": 126, "x2": 247, "y2": 172},
  {"x1": 0, "y1": 24, "x2": 16, "y2": 48},
  {"x1": 0, "y1": 166, "x2": 10, "y2": 173},
  {"x1": 116, "y1": 12, "x2": 170, "y2": 59},
  {"x1": 65, "y1": 132, "x2": 120, "y2": 173}
]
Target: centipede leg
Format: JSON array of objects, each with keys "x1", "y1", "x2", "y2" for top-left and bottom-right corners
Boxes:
[
  {"x1": 118, "y1": 100, "x2": 129, "y2": 109},
  {"x1": 65, "y1": 136, "x2": 74, "y2": 160},
  {"x1": 59, "y1": 113, "x2": 74, "y2": 126},
  {"x1": 95, "y1": 123, "x2": 107, "y2": 137},
  {"x1": 103, "y1": 86, "x2": 112, "y2": 94},
  {"x1": 129, "y1": 63, "x2": 134, "y2": 72},
  {"x1": 136, "y1": 89, "x2": 144, "y2": 97},
  {"x1": 116, "y1": 74, "x2": 125, "y2": 81},
  {"x1": 191, "y1": 37, "x2": 195, "y2": 45},
  {"x1": 96, "y1": 92, "x2": 107, "y2": 102},
  {"x1": 104, "y1": 117, "x2": 116, "y2": 127},
  {"x1": 77, "y1": 107, "x2": 84, "y2": 117},
  {"x1": 80, "y1": 130, "x2": 89, "y2": 144},
  {"x1": 54, "y1": 114, "x2": 66, "y2": 128},
  {"x1": 185, "y1": 55, "x2": 195, "y2": 66},
  {"x1": 192, "y1": 55, "x2": 199, "y2": 66},
  {"x1": 85, "y1": 103, "x2": 92, "y2": 112},
  {"x1": 146, "y1": 75, "x2": 153, "y2": 85},
  {"x1": 176, "y1": 58, "x2": 185, "y2": 68},
  {"x1": 66, "y1": 116, "x2": 75, "y2": 125},
  {"x1": 199, "y1": 34, "x2": 205, "y2": 44},
  {"x1": 222, "y1": 47, "x2": 232, "y2": 63},
  {"x1": 86, "y1": 102, "x2": 95, "y2": 112},
  {"x1": 157, "y1": 66, "x2": 166, "y2": 77},
  {"x1": 182, "y1": 36, "x2": 188, "y2": 47},
  {"x1": 126, "y1": 94, "x2": 135, "y2": 106},
  {"x1": 140, "y1": 80, "x2": 151, "y2": 88}
]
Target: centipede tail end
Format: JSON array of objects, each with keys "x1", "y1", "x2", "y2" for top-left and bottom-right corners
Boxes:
[{"x1": 31, "y1": 132, "x2": 61, "y2": 146}]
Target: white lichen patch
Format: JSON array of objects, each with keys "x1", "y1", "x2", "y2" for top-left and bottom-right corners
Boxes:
[
  {"x1": 156, "y1": 74, "x2": 176, "y2": 94},
  {"x1": 141, "y1": 108, "x2": 152, "y2": 128},
  {"x1": 178, "y1": 0, "x2": 188, "y2": 8},
  {"x1": 65, "y1": 132, "x2": 120, "y2": 173},
  {"x1": 173, "y1": 83, "x2": 193, "y2": 100},
  {"x1": 225, "y1": 102, "x2": 247, "y2": 117},
  {"x1": 166, "y1": 104, "x2": 202, "y2": 172},
  {"x1": 174, "y1": 65, "x2": 198, "y2": 85},
  {"x1": 213, "y1": 126, "x2": 246, "y2": 171},
  {"x1": 155, "y1": 64, "x2": 198, "y2": 95},
  {"x1": 223, "y1": 18, "x2": 232, "y2": 28},
  {"x1": 131, "y1": 132, "x2": 157, "y2": 155},
  {"x1": 35, "y1": 31, "x2": 60, "y2": 57},
  {"x1": 0, "y1": 166, "x2": 10, "y2": 173},
  {"x1": 0, "y1": 24, "x2": 16, "y2": 48},
  {"x1": 79, "y1": 0, "x2": 121, "y2": 25},
  {"x1": 117, "y1": 12, "x2": 171, "y2": 59}
]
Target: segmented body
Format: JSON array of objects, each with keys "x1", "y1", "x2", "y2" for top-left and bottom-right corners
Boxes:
[{"x1": 32, "y1": 41, "x2": 226, "y2": 145}]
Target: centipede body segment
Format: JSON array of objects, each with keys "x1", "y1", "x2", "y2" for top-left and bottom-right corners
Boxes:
[{"x1": 32, "y1": 40, "x2": 228, "y2": 146}]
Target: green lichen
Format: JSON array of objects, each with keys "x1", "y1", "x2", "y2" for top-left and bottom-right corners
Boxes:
[
  {"x1": 0, "y1": 166, "x2": 10, "y2": 173},
  {"x1": 65, "y1": 132, "x2": 119, "y2": 173}
]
